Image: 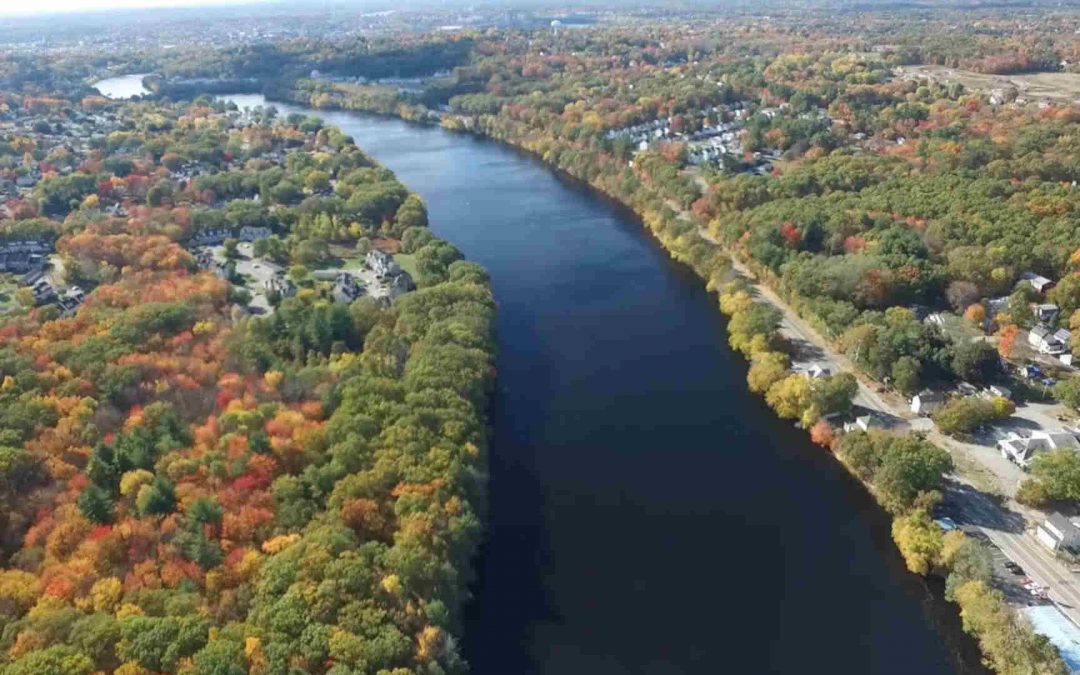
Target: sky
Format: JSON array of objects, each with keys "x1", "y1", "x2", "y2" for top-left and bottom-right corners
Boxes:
[{"x1": 0, "y1": 0, "x2": 272, "y2": 17}]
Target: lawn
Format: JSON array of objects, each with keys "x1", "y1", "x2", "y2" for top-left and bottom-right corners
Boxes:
[{"x1": 394, "y1": 253, "x2": 418, "y2": 278}]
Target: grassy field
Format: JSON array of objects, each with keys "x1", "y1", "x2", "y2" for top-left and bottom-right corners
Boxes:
[
  {"x1": 899, "y1": 65, "x2": 1080, "y2": 102},
  {"x1": 394, "y1": 253, "x2": 418, "y2": 278}
]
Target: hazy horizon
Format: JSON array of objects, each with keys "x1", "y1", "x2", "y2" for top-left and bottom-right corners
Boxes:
[{"x1": 0, "y1": 0, "x2": 282, "y2": 17}]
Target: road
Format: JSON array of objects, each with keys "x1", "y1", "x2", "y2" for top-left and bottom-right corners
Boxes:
[{"x1": 695, "y1": 220, "x2": 1080, "y2": 628}]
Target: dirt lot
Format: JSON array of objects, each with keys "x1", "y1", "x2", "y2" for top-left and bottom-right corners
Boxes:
[{"x1": 898, "y1": 65, "x2": 1080, "y2": 103}]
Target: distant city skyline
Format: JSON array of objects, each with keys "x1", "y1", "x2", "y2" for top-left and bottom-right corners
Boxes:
[{"x1": 0, "y1": 0, "x2": 272, "y2": 17}]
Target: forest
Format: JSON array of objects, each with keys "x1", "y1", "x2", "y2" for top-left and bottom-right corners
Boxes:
[{"x1": 0, "y1": 94, "x2": 494, "y2": 675}]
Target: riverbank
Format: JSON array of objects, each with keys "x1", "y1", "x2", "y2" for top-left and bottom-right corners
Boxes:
[{"x1": 266, "y1": 88, "x2": 1067, "y2": 673}]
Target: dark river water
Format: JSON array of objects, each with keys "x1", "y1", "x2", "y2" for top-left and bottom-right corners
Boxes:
[{"x1": 217, "y1": 93, "x2": 985, "y2": 675}]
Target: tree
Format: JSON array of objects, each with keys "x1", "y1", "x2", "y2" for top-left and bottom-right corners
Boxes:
[
  {"x1": 875, "y1": 436, "x2": 953, "y2": 513},
  {"x1": 963, "y1": 303, "x2": 986, "y2": 327},
  {"x1": 809, "y1": 419, "x2": 834, "y2": 447},
  {"x1": 5, "y1": 646, "x2": 93, "y2": 675},
  {"x1": 1024, "y1": 449, "x2": 1080, "y2": 502},
  {"x1": 811, "y1": 372, "x2": 857, "y2": 417},
  {"x1": 892, "y1": 356, "x2": 921, "y2": 395},
  {"x1": 941, "y1": 531, "x2": 992, "y2": 600},
  {"x1": 136, "y1": 476, "x2": 176, "y2": 517},
  {"x1": 765, "y1": 375, "x2": 813, "y2": 421},
  {"x1": 948, "y1": 281, "x2": 980, "y2": 312},
  {"x1": 288, "y1": 265, "x2": 310, "y2": 284},
  {"x1": 223, "y1": 238, "x2": 240, "y2": 260},
  {"x1": 1054, "y1": 377, "x2": 1080, "y2": 409},
  {"x1": 304, "y1": 170, "x2": 331, "y2": 193},
  {"x1": 728, "y1": 303, "x2": 781, "y2": 356},
  {"x1": 951, "y1": 340, "x2": 999, "y2": 383},
  {"x1": 77, "y1": 484, "x2": 114, "y2": 524},
  {"x1": 747, "y1": 351, "x2": 788, "y2": 393},
  {"x1": 892, "y1": 510, "x2": 943, "y2": 575},
  {"x1": 932, "y1": 397, "x2": 999, "y2": 437},
  {"x1": 997, "y1": 324, "x2": 1020, "y2": 359}
]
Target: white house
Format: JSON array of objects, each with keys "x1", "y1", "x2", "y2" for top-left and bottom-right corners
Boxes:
[
  {"x1": 366, "y1": 250, "x2": 401, "y2": 278},
  {"x1": 911, "y1": 390, "x2": 946, "y2": 416},
  {"x1": 1037, "y1": 513, "x2": 1080, "y2": 552},
  {"x1": 843, "y1": 414, "x2": 882, "y2": 433},
  {"x1": 998, "y1": 429, "x2": 1080, "y2": 468},
  {"x1": 805, "y1": 363, "x2": 831, "y2": 379},
  {"x1": 1030, "y1": 325, "x2": 1067, "y2": 355}
]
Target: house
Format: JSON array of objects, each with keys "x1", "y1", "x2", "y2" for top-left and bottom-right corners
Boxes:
[
  {"x1": 1056, "y1": 328, "x2": 1073, "y2": 351},
  {"x1": 804, "y1": 363, "x2": 831, "y2": 379},
  {"x1": 1030, "y1": 325, "x2": 1067, "y2": 355},
  {"x1": 911, "y1": 390, "x2": 946, "y2": 416},
  {"x1": 388, "y1": 271, "x2": 415, "y2": 296},
  {"x1": 1037, "y1": 513, "x2": 1080, "y2": 552},
  {"x1": 843, "y1": 414, "x2": 882, "y2": 433},
  {"x1": 238, "y1": 226, "x2": 271, "y2": 242},
  {"x1": 264, "y1": 275, "x2": 296, "y2": 299},
  {"x1": 365, "y1": 250, "x2": 401, "y2": 278},
  {"x1": 1036, "y1": 303, "x2": 1061, "y2": 323},
  {"x1": 57, "y1": 286, "x2": 86, "y2": 317},
  {"x1": 1022, "y1": 271, "x2": 1055, "y2": 294},
  {"x1": 191, "y1": 228, "x2": 230, "y2": 246},
  {"x1": 331, "y1": 273, "x2": 364, "y2": 304},
  {"x1": 987, "y1": 296, "x2": 1010, "y2": 317},
  {"x1": 998, "y1": 429, "x2": 1080, "y2": 468},
  {"x1": 30, "y1": 278, "x2": 55, "y2": 304},
  {"x1": 956, "y1": 381, "x2": 980, "y2": 397}
]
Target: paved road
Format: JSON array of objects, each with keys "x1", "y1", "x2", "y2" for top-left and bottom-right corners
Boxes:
[
  {"x1": 951, "y1": 484, "x2": 1080, "y2": 624},
  {"x1": 695, "y1": 220, "x2": 1080, "y2": 627}
]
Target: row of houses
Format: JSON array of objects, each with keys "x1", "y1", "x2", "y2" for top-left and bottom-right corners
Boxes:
[{"x1": 189, "y1": 226, "x2": 273, "y2": 246}]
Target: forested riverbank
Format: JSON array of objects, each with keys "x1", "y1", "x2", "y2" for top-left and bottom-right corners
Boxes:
[{"x1": 273, "y1": 79, "x2": 1066, "y2": 674}]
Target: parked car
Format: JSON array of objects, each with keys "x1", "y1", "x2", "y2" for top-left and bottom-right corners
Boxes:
[{"x1": 1005, "y1": 561, "x2": 1025, "y2": 575}]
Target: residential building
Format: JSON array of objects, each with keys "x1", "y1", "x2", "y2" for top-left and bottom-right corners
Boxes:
[
  {"x1": 1030, "y1": 325, "x2": 1067, "y2": 355},
  {"x1": 331, "y1": 273, "x2": 364, "y2": 304},
  {"x1": 1036, "y1": 303, "x2": 1061, "y2": 323},
  {"x1": 264, "y1": 275, "x2": 296, "y2": 299},
  {"x1": 238, "y1": 225, "x2": 272, "y2": 242},
  {"x1": 911, "y1": 390, "x2": 946, "y2": 416},
  {"x1": 998, "y1": 429, "x2": 1080, "y2": 468},
  {"x1": 1022, "y1": 271, "x2": 1055, "y2": 294},
  {"x1": 843, "y1": 414, "x2": 882, "y2": 433},
  {"x1": 1037, "y1": 513, "x2": 1080, "y2": 552},
  {"x1": 803, "y1": 363, "x2": 831, "y2": 379},
  {"x1": 366, "y1": 250, "x2": 401, "y2": 278}
]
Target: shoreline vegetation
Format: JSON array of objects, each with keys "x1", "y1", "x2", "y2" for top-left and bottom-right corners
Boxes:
[{"x1": 270, "y1": 82, "x2": 1066, "y2": 674}]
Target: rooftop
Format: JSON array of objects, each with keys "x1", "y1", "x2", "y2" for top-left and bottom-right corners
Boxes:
[{"x1": 1022, "y1": 606, "x2": 1080, "y2": 673}]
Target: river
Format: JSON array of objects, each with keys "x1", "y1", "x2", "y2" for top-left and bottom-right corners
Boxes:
[{"x1": 207, "y1": 92, "x2": 986, "y2": 674}]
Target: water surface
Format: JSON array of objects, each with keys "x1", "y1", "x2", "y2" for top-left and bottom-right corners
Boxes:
[
  {"x1": 224, "y1": 94, "x2": 984, "y2": 675},
  {"x1": 94, "y1": 74, "x2": 150, "y2": 99}
]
